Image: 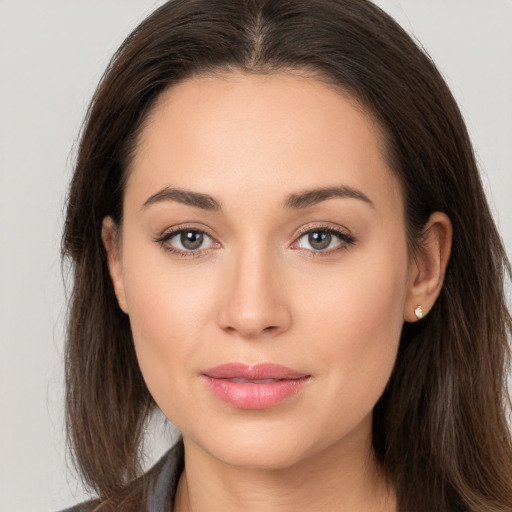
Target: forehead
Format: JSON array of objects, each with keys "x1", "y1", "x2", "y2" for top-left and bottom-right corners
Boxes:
[{"x1": 126, "y1": 71, "x2": 402, "y2": 212}]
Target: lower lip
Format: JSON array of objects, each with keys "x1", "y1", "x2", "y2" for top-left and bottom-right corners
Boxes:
[{"x1": 203, "y1": 376, "x2": 310, "y2": 409}]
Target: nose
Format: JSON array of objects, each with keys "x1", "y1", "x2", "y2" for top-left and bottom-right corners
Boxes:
[{"x1": 216, "y1": 244, "x2": 292, "y2": 339}]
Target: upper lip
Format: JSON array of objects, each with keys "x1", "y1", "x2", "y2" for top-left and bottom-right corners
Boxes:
[{"x1": 203, "y1": 362, "x2": 308, "y2": 380}]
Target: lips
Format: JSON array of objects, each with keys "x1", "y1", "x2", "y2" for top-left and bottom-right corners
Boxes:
[{"x1": 202, "y1": 363, "x2": 311, "y2": 409}]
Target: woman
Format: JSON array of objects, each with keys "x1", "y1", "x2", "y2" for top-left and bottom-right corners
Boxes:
[{"x1": 61, "y1": 0, "x2": 512, "y2": 511}]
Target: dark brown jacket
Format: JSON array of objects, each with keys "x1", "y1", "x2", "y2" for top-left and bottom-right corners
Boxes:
[{"x1": 59, "y1": 442, "x2": 184, "y2": 512}]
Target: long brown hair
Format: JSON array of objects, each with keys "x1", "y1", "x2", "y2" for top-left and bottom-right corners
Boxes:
[{"x1": 62, "y1": 1, "x2": 512, "y2": 510}]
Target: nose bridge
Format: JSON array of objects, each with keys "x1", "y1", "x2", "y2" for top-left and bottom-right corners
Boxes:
[{"x1": 217, "y1": 238, "x2": 291, "y2": 338}]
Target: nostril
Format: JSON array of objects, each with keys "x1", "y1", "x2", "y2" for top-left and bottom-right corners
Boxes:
[{"x1": 217, "y1": 290, "x2": 292, "y2": 337}]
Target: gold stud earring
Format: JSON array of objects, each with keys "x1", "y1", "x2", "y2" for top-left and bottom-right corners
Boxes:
[{"x1": 414, "y1": 305, "x2": 423, "y2": 319}]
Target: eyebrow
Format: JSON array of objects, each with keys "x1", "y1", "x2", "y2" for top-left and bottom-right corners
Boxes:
[
  {"x1": 141, "y1": 184, "x2": 374, "y2": 212},
  {"x1": 142, "y1": 187, "x2": 222, "y2": 211},
  {"x1": 283, "y1": 186, "x2": 374, "y2": 209}
]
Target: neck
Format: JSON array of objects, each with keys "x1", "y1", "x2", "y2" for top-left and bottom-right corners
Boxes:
[{"x1": 174, "y1": 435, "x2": 396, "y2": 512}]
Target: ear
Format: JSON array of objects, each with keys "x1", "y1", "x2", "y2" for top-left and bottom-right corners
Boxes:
[
  {"x1": 101, "y1": 216, "x2": 128, "y2": 314},
  {"x1": 404, "y1": 212, "x2": 452, "y2": 322}
]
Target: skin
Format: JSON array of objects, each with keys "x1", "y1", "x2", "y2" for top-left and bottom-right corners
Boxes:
[{"x1": 102, "y1": 72, "x2": 452, "y2": 512}]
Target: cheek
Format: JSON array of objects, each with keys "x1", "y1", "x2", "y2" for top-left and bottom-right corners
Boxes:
[
  {"x1": 119, "y1": 237, "x2": 217, "y2": 412},
  {"x1": 127, "y1": 272, "x2": 211, "y2": 345},
  {"x1": 303, "y1": 235, "x2": 408, "y2": 337},
  {"x1": 300, "y1": 238, "x2": 409, "y2": 409}
]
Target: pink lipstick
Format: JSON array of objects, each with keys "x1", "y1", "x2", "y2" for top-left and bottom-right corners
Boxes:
[{"x1": 202, "y1": 363, "x2": 310, "y2": 409}]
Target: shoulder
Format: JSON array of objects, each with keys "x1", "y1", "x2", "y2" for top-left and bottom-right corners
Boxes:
[{"x1": 57, "y1": 441, "x2": 184, "y2": 512}]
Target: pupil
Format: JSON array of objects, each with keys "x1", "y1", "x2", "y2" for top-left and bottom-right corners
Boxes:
[
  {"x1": 308, "y1": 231, "x2": 331, "y2": 250},
  {"x1": 181, "y1": 231, "x2": 203, "y2": 250}
]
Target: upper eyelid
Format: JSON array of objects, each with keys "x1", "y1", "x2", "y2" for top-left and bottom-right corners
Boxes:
[
  {"x1": 155, "y1": 224, "x2": 217, "y2": 241},
  {"x1": 293, "y1": 222, "x2": 352, "y2": 238}
]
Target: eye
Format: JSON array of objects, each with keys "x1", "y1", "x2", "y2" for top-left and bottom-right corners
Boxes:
[
  {"x1": 293, "y1": 227, "x2": 355, "y2": 253},
  {"x1": 155, "y1": 228, "x2": 219, "y2": 257},
  {"x1": 171, "y1": 230, "x2": 209, "y2": 250}
]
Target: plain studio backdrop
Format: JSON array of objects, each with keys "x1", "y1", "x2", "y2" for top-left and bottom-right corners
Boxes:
[{"x1": 0, "y1": 1, "x2": 511, "y2": 510}]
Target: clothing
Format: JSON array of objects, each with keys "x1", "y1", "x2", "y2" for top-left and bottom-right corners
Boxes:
[{"x1": 59, "y1": 441, "x2": 184, "y2": 512}]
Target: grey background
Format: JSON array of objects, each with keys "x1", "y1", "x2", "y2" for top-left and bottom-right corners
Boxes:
[{"x1": 0, "y1": 1, "x2": 510, "y2": 510}]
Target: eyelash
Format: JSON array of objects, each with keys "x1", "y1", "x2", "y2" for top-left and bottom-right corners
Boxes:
[
  {"x1": 154, "y1": 224, "x2": 356, "y2": 259},
  {"x1": 291, "y1": 224, "x2": 356, "y2": 256},
  {"x1": 154, "y1": 225, "x2": 218, "y2": 259}
]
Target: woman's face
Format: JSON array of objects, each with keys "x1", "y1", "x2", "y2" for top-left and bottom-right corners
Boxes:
[{"x1": 106, "y1": 72, "x2": 416, "y2": 469}]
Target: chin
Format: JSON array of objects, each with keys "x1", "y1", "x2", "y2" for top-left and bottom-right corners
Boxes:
[
  {"x1": 183, "y1": 416, "x2": 337, "y2": 471},
  {"x1": 211, "y1": 439, "x2": 312, "y2": 470}
]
